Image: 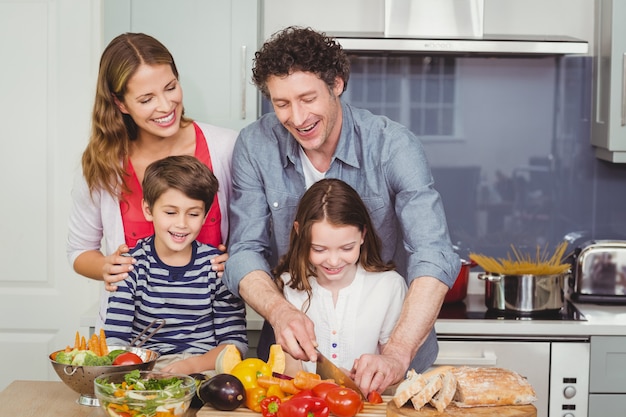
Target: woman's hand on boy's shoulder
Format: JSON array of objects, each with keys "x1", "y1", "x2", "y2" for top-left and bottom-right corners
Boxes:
[
  {"x1": 103, "y1": 244, "x2": 135, "y2": 291},
  {"x1": 211, "y1": 244, "x2": 229, "y2": 278}
]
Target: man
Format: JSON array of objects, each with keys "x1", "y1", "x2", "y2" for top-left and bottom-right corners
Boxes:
[{"x1": 224, "y1": 26, "x2": 460, "y2": 394}]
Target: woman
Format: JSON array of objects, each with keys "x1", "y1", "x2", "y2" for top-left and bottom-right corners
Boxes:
[{"x1": 67, "y1": 33, "x2": 235, "y2": 327}]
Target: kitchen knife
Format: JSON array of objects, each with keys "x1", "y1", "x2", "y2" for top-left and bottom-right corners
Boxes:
[{"x1": 315, "y1": 348, "x2": 367, "y2": 400}]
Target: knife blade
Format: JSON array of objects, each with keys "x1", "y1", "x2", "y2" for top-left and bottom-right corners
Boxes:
[{"x1": 315, "y1": 348, "x2": 367, "y2": 400}]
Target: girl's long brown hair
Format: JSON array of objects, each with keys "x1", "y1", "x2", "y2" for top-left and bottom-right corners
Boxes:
[
  {"x1": 82, "y1": 33, "x2": 192, "y2": 197},
  {"x1": 273, "y1": 179, "x2": 394, "y2": 310}
]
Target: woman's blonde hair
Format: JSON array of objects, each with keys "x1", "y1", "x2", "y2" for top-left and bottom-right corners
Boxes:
[{"x1": 82, "y1": 32, "x2": 192, "y2": 197}]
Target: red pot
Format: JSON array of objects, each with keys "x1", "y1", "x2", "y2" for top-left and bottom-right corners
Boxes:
[{"x1": 444, "y1": 259, "x2": 477, "y2": 303}]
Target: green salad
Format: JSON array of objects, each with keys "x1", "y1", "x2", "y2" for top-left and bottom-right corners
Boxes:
[{"x1": 95, "y1": 370, "x2": 193, "y2": 417}]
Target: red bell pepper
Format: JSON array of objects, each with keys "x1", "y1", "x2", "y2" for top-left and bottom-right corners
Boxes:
[
  {"x1": 276, "y1": 390, "x2": 329, "y2": 417},
  {"x1": 260, "y1": 395, "x2": 281, "y2": 417}
]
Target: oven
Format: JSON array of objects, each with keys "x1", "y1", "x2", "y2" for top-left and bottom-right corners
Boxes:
[{"x1": 436, "y1": 294, "x2": 590, "y2": 417}]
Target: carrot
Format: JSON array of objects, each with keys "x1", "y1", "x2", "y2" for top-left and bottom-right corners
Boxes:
[
  {"x1": 88, "y1": 334, "x2": 97, "y2": 355},
  {"x1": 257, "y1": 375, "x2": 282, "y2": 388},
  {"x1": 80, "y1": 335, "x2": 87, "y2": 351},
  {"x1": 74, "y1": 331, "x2": 80, "y2": 350},
  {"x1": 293, "y1": 370, "x2": 322, "y2": 390},
  {"x1": 257, "y1": 375, "x2": 301, "y2": 394},
  {"x1": 278, "y1": 378, "x2": 301, "y2": 395},
  {"x1": 99, "y1": 328, "x2": 108, "y2": 356}
]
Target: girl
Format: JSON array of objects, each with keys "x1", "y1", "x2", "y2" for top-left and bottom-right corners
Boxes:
[
  {"x1": 67, "y1": 33, "x2": 235, "y2": 328},
  {"x1": 274, "y1": 178, "x2": 407, "y2": 374}
]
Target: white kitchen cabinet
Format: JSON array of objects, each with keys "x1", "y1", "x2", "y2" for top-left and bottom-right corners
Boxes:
[
  {"x1": 591, "y1": 0, "x2": 626, "y2": 162},
  {"x1": 103, "y1": 0, "x2": 260, "y2": 131},
  {"x1": 588, "y1": 336, "x2": 626, "y2": 415}
]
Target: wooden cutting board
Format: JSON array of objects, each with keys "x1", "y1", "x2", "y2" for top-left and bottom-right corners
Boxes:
[
  {"x1": 387, "y1": 401, "x2": 537, "y2": 417},
  {"x1": 196, "y1": 397, "x2": 388, "y2": 416},
  {"x1": 195, "y1": 396, "x2": 537, "y2": 417}
]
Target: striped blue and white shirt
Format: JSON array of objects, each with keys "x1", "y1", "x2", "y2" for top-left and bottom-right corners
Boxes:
[{"x1": 105, "y1": 236, "x2": 248, "y2": 356}]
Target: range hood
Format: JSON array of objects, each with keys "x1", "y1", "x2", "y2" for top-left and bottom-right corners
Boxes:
[{"x1": 332, "y1": 0, "x2": 589, "y2": 55}]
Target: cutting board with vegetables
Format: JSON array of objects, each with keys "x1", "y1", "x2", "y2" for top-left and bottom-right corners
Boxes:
[
  {"x1": 195, "y1": 398, "x2": 536, "y2": 416},
  {"x1": 387, "y1": 402, "x2": 537, "y2": 416},
  {"x1": 196, "y1": 396, "x2": 390, "y2": 416}
]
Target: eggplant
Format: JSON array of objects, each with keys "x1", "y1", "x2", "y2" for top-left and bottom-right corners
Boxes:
[
  {"x1": 198, "y1": 373, "x2": 246, "y2": 411},
  {"x1": 189, "y1": 373, "x2": 210, "y2": 409}
]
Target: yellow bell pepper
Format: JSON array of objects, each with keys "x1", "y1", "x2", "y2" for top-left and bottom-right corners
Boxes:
[{"x1": 230, "y1": 357, "x2": 272, "y2": 390}]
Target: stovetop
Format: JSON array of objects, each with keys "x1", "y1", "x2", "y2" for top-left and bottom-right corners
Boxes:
[{"x1": 438, "y1": 294, "x2": 587, "y2": 321}]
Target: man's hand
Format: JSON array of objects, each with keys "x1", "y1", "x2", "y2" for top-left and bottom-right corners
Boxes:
[
  {"x1": 102, "y1": 244, "x2": 135, "y2": 291},
  {"x1": 270, "y1": 302, "x2": 318, "y2": 362},
  {"x1": 239, "y1": 271, "x2": 319, "y2": 362},
  {"x1": 351, "y1": 346, "x2": 410, "y2": 394}
]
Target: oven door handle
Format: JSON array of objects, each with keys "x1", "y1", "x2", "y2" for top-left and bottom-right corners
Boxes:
[{"x1": 433, "y1": 349, "x2": 497, "y2": 366}]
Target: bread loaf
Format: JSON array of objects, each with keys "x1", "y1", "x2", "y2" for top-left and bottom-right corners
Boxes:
[
  {"x1": 410, "y1": 374, "x2": 443, "y2": 410},
  {"x1": 451, "y1": 367, "x2": 537, "y2": 407},
  {"x1": 429, "y1": 371, "x2": 457, "y2": 412},
  {"x1": 392, "y1": 369, "x2": 428, "y2": 408}
]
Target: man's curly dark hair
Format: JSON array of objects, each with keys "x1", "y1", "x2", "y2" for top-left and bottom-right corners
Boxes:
[{"x1": 252, "y1": 26, "x2": 351, "y2": 99}]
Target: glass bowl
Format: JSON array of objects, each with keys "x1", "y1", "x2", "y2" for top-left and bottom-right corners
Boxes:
[{"x1": 94, "y1": 370, "x2": 195, "y2": 417}]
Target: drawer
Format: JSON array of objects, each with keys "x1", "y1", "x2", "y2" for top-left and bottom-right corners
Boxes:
[
  {"x1": 590, "y1": 336, "x2": 626, "y2": 393},
  {"x1": 589, "y1": 394, "x2": 626, "y2": 415}
]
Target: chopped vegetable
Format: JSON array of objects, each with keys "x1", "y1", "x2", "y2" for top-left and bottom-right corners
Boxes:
[
  {"x1": 99, "y1": 328, "x2": 109, "y2": 356},
  {"x1": 261, "y1": 395, "x2": 281, "y2": 417},
  {"x1": 230, "y1": 358, "x2": 272, "y2": 390},
  {"x1": 367, "y1": 391, "x2": 383, "y2": 404},
  {"x1": 95, "y1": 370, "x2": 192, "y2": 417},
  {"x1": 52, "y1": 329, "x2": 123, "y2": 366},
  {"x1": 277, "y1": 390, "x2": 329, "y2": 417},
  {"x1": 84, "y1": 353, "x2": 113, "y2": 366},
  {"x1": 325, "y1": 386, "x2": 363, "y2": 417},
  {"x1": 245, "y1": 386, "x2": 268, "y2": 412}
]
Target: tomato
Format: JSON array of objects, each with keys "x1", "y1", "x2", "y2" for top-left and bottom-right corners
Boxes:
[
  {"x1": 112, "y1": 352, "x2": 143, "y2": 366},
  {"x1": 367, "y1": 391, "x2": 383, "y2": 404},
  {"x1": 325, "y1": 386, "x2": 363, "y2": 417},
  {"x1": 311, "y1": 382, "x2": 339, "y2": 400}
]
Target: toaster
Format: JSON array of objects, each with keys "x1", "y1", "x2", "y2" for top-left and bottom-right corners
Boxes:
[{"x1": 571, "y1": 240, "x2": 626, "y2": 304}]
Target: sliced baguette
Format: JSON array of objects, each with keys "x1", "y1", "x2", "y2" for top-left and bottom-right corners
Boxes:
[
  {"x1": 429, "y1": 371, "x2": 457, "y2": 412},
  {"x1": 392, "y1": 369, "x2": 428, "y2": 408},
  {"x1": 410, "y1": 374, "x2": 443, "y2": 410}
]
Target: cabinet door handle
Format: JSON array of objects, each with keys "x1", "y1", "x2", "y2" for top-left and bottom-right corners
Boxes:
[
  {"x1": 622, "y1": 53, "x2": 626, "y2": 126},
  {"x1": 241, "y1": 45, "x2": 247, "y2": 120},
  {"x1": 595, "y1": 0, "x2": 605, "y2": 125},
  {"x1": 433, "y1": 349, "x2": 497, "y2": 366}
]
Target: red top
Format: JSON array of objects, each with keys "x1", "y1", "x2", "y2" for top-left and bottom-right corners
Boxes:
[{"x1": 120, "y1": 123, "x2": 222, "y2": 248}]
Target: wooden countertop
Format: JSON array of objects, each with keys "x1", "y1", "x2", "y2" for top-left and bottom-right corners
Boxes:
[
  {"x1": 0, "y1": 381, "x2": 102, "y2": 417},
  {"x1": 1, "y1": 380, "x2": 536, "y2": 417}
]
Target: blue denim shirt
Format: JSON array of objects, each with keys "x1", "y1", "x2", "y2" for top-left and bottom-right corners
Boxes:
[{"x1": 224, "y1": 101, "x2": 461, "y2": 296}]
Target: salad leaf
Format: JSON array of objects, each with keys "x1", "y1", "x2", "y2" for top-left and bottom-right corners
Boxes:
[{"x1": 84, "y1": 354, "x2": 113, "y2": 366}]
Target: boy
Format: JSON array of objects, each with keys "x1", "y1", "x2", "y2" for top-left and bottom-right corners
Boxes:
[{"x1": 105, "y1": 155, "x2": 247, "y2": 374}]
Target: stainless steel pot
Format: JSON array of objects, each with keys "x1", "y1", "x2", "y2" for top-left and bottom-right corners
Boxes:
[{"x1": 478, "y1": 273, "x2": 566, "y2": 312}]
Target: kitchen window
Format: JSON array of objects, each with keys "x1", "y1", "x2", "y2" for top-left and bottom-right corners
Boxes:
[{"x1": 343, "y1": 55, "x2": 458, "y2": 139}]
